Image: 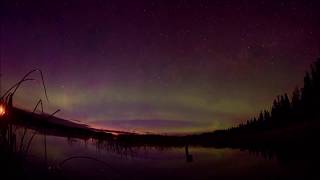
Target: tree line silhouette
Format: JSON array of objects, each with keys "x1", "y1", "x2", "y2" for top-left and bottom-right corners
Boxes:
[{"x1": 225, "y1": 58, "x2": 320, "y2": 133}]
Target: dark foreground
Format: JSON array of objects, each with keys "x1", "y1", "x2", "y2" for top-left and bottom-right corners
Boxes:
[{"x1": 1, "y1": 107, "x2": 320, "y2": 179}]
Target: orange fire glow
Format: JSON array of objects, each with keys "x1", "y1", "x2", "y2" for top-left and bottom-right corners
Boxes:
[{"x1": 0, "y1": 105, "x2": 6, "y2": 116}]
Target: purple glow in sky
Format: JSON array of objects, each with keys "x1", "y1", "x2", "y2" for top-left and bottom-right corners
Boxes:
[{"x1": 1, "y1": 0, "x2": 320, "y2": 133}]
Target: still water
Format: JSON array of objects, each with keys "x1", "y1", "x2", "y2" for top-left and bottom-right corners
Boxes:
[
  {"x1": 17, "y1": 131, "x2": 311, "y2": 180},
  {"x1": 1, "y1": 122, "x2": 317, "y2": 180}
]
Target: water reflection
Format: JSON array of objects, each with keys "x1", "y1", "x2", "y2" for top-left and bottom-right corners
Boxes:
[
  {"x1": 185, "y1": 145, "x2": 193, "y2": 163},
  {"x1": 0, "y1": 120, "x2": 319, "y2": 179}
]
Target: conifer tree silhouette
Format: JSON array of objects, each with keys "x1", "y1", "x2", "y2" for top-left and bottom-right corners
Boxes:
[{"x1": 231, "y1": 58, "x2": 320, "y2": 132}]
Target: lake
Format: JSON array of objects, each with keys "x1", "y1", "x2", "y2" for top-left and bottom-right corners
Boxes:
[{"x1": 16, "y1": 131, "x2": 312, "y2": 179}]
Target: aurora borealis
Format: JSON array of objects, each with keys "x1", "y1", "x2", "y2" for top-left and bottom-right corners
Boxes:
[{"x1": 1, "y1": 0, "x2": 320, "y2": 133}]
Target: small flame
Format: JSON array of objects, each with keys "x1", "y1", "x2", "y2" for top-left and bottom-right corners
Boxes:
[{"x1": 0, "y1": 105, "x2": 6, "y2": 116}]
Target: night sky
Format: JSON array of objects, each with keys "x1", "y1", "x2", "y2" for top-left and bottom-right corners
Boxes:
[{"x1": 1, "y1": 0, "x2": 320, "y2": 134}]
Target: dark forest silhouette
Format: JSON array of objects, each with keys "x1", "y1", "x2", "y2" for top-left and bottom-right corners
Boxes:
[{"x1": 217, "y1": 58, "x2": 320, "y2": 134}]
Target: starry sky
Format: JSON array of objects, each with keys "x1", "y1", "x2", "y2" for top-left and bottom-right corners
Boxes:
[{"x1": 1, "y1": 0, "x2": 320, "y2": 134}]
